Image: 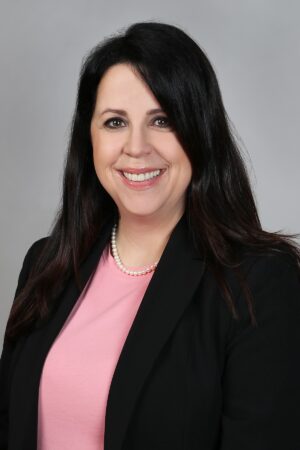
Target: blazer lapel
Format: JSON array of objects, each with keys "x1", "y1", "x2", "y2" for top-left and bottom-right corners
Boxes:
[
  {"x1": 12, "y1": 218, "x2": 114, "y2": 449},
  {"x1": 104, "y1": 214, "x2": 205, "y2": 450},
  {"x1": 12, "y1": 214, "x2": 206, "y2": 450}
]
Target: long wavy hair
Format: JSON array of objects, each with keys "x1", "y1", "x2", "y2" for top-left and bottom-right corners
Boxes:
[{"x1": 5, "y1": 21, "x2": 300, "y2": 343}]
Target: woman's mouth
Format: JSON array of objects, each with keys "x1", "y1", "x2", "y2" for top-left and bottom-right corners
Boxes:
[{"x1": 116, "y1": 168, "x2": 167, "y2": 190}]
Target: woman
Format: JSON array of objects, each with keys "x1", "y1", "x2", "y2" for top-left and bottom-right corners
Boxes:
[{"x1": 1, "y1": 21, "x2": 300, "y2": 450}]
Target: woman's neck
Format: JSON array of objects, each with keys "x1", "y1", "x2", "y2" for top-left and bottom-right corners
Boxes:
[{"x1": 114, "y1": 211, "x2": 184, "y2": 268}]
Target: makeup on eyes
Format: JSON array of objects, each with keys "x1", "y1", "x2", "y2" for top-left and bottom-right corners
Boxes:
[{"x1": 103, "y1": 115, "x2": 170, "y2": 129}]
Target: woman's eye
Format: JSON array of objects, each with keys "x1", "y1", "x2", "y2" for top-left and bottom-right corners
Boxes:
[
  {"x1": 104, "y1": 117, "x2": 125, "y2": 129},
  {"x1": 152, "y1": 116, "x2": 171, "y2": 128}
]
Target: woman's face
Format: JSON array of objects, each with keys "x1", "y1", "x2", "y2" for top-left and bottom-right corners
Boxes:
[{"x1": 90, "y1": 63, "x2": 192, "y2": 221}]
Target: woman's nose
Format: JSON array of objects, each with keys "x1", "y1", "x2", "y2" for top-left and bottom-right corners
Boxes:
[{"x1": 123, "y1": 126, "x2": 150, "y2": 157}]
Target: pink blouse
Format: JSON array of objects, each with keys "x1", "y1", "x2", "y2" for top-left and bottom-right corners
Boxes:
[{"x1": 37, "y1": 243, "x2": 154, "y2": 450}]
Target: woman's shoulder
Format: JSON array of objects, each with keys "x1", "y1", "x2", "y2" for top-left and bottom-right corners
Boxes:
[
  {"x1": 212, "y1": 247, "x2": 300, "y2": 355},
  {"x1": 22, "y1": 236, "x2": 49, "y2": 269},
  {"x1": 29, "y1": 236, "x2": 49, "y2": 252},
  {"x1": 230, "y1": 248, "x2": 300, "y2": 322},
  {"x1": 240, "y1": 247, "x2": 299, "y2": 288},
  {"x1": 210, "y1": 247, "x2": 299, "y2": 299}
]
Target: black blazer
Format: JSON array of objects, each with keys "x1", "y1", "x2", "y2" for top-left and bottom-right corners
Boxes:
[{"x1": 1, "y1": 214, "x2": 300, "y2": 450}]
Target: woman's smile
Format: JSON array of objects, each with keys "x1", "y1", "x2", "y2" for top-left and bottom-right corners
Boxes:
[{"x1": 115, "y1": 168, "x2": 167, "y2": 190}]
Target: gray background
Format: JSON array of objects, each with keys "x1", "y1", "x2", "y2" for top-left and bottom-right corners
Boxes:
[{"x1": 1, "y1": 0, "x2": 299, "y2": 337}]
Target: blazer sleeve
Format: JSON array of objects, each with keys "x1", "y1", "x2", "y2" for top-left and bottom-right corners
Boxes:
[
  {"x1": 0, "y1": 238, "x2": 46, "y2": 449},
  {"x1": 219, "y1": 253, "x2": 300, "y2": 450}
]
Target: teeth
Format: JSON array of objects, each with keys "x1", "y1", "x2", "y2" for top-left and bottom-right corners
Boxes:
[{"x1": 122, "y1": 169, "x2": 162, "y2": 181}]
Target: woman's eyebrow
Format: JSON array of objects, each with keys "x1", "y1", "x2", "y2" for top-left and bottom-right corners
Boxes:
[{"x1": 99, "y1": 108, "x2": 164, "y2": 116}]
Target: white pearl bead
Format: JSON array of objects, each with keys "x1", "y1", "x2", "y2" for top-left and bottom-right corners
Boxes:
[{"x1": 111, "y1": 223, "x2": 158, "y2": 276}]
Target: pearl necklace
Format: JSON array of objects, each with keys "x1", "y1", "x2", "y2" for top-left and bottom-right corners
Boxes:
[{"x1": 111, "y1": 223, "x2": 159, "y2": 276}]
